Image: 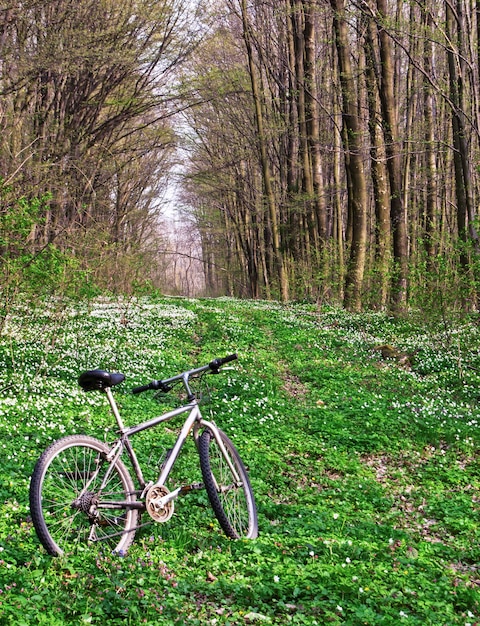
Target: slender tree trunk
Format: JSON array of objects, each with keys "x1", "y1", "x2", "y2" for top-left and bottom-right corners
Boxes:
[
  {"x1": 333, "y1": 106, "x2": 345, "y2": 301},
  {"x1": 330, "y1": 0, "x2": 368, "y2": 312},
  {"x1": 364, "y1": 15, "x2": 390, "y2": 309},
  {"x1": 422, "y1": 7, "x2": 438, "y2": 265},
  {"x1": 304, "y1": 0, "x2": 327, "y2": 244},
  {"x1": 291, "y1": 0, "x2": 315, "y2": 274},
  {"x1": 446, "y1": 0, "x2": 479, "y2": 304},
  {"x1": 401, "y1": 2, "x2": 420, "y2": 265},
  {"x1": 375, "y1": 0, "x2": 408, "y2": 313}
]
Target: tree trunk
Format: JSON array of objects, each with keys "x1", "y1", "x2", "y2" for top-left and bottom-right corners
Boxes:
[
  {"x1": 422, "y1": 7, "x2": 438, "y2": 265},
  {"x1": 446, "y1": 0, "x2": 479, "y2": 303},
  {"x1": 364, "y1": 15, "x2": 390, "y2": 309},
  {"x1": 304, "y1": 0, "x2": 327, "y2": 244},
  {"x1": 333, "y1": 102, "x2": 345, "y2": 301},
  {"x1": 330, "y1": 0, "x2": 368, "y2": 312},
  {"x1": 375, "y1": 0, "x2": 408, "y2": 313}
]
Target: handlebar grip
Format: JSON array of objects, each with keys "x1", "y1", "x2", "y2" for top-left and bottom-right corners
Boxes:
[
  {"x1": 131, "y1": 383, "x2": 154, "y2": 394},
  {"x1": 132, "y1": 380, "x2": 170, "y2": 394},
  {"x1": 209, "y1": 353, "x2": 238, "y2": 370},
  {"x1": 221, "y1": 353, "x2": 238, "y2": 365},
  {"x1": 132, "y1": 379, "x2": 166, "y2": 394}
]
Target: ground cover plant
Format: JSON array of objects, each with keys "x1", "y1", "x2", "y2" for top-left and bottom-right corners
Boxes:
[{"x1": 0, "y1": 296, "x2": 479, "y2": 625}]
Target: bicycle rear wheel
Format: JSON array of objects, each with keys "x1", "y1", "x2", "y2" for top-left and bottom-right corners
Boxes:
[
  {"x1": 199, "y1": 428, "x2": 258, "y2": 539},
  {"x1": 29, "y1": 435, "x2": 138, "y2": 556}
]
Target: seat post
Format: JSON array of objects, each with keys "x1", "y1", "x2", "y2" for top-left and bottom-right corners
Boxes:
[{"x1": 104, "y1": 387, "x2": 127, "y2": 433}]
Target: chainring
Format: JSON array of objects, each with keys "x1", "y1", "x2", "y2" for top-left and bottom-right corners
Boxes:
[{"x1": 145, "y1": 485, "x2": 174, "y2": 523}]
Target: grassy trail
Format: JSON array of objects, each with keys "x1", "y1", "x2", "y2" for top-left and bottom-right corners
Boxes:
[{"x1": 0, "y1": 297, "x2": 478, "y2": 625}]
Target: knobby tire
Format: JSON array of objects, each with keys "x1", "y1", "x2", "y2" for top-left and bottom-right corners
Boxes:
[{"x1": 199, "y1": 428, "x2": 258, "y2": 539}]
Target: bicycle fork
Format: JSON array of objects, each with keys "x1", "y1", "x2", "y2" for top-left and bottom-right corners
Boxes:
[{"x1": 198, "y1": 417, "x2": 244, "y2": 491}]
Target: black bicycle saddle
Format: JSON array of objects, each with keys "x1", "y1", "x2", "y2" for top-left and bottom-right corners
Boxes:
[{"x1": 78, "y1": 369, "x2": 125, "y2": 391}]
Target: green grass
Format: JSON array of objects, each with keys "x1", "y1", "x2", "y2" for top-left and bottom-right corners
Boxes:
[{"x1": 0, "y1": 295, "x2": 479, "y2": 624}]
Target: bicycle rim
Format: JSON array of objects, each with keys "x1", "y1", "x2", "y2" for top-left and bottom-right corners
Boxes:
[{"x1": 29, "y1": 435, "x2": 138, "y2": 556}]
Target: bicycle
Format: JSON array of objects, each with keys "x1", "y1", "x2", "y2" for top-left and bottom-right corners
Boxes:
[{"x1": 29, "y1": 354, "x2": 258, "y2": 556}]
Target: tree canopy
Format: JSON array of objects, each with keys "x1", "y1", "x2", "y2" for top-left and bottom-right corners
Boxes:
[{"x1": 1, "y1": 0, "x2": 480, "y2": 313}]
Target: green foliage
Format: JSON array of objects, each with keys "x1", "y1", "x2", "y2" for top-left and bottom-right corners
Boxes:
[
  {"x1": 0, "y1": 190, "x2": 45, "y2": 240},
  {"x1": 0, "y1": 297, "x2": 479, "y2": 624},
  {"x1": 408, "y1": 233, "x2": 480, "y2": 317},
  {"x1": 0, "y1": 188, "x2": 99, "y2": 311}
]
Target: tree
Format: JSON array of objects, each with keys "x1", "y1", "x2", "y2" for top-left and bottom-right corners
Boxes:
[
  {"x1": 374, "y1": 0, "x2": 408, "y2": 312},
  {"x1": 330, "y1": 0, "x2": 368, "y2": 311},
  {"x1": 446, "y1": 0, "x2": 480, "y2": 304},
  {"x1": 0, "y1": 0, "x2": 201, "y2": 293},
  {"x1": 363, "y1": 13, "x2": 391, "y2": 309}
]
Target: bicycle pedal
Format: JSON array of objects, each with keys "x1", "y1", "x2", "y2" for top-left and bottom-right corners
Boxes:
[{"x1": 180, "y1": 483, "x2": 204, "y2": 494}]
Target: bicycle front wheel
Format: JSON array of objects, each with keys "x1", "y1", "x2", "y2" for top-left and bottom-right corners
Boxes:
[
  {"x1": 29, "y1": 435, "x2": 138, "y2": 556},
  {"x1": 199, "y1": 428, "x2": 258, "y2": 539}
]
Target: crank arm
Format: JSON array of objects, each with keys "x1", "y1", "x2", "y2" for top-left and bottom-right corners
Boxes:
[
  {"x1": 151, "y1": 482, "x2": 204, "y2": 508},
  {"x1": 156, "y1": 486, "x2": 182, "y2": 507}
]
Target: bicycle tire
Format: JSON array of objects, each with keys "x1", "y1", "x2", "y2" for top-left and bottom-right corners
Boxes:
[
  {"x1": 29, "y1": 434, "x2": 138, "y2": 556},
  {"x1": 199, "y1": 428, "x2": 258, "y2": 539}
]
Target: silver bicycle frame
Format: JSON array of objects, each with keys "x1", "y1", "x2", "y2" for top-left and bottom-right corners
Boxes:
[{"x1": 103, "y1": 387, "x2": 242, "y2": 503}]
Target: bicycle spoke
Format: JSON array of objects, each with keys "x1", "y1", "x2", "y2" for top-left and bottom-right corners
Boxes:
[{"x1": 30, "y1": 435, "x2": 138, "y2": 556}]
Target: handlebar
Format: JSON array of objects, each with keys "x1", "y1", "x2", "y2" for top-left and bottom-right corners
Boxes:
[
  {"x1": 208, "y1": 353, "x2": 238, "y2": 370},
  {"x1": 130, "y1": 380, "x2": 169, "y2": 395},
  {"x1": 131, "y1": 353, "x2": 238, "y2": 395}
]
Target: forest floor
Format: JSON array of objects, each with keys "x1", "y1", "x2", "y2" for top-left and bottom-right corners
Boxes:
[{"x1": 0, "y1": 296, "x2": 479, "y2": 625}]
